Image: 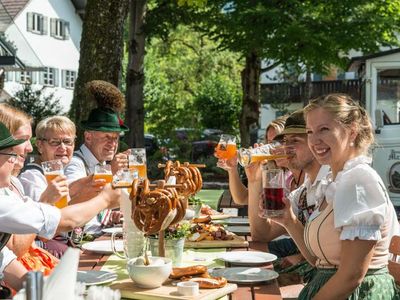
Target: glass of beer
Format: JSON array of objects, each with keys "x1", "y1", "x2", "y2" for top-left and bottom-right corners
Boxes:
[
  {"x1": 129, "y1": 148, "x2": 147, "y2": 179},
  {"x1": 259, "y1": 167, "x2": 286, "y2": 218},
  {"x1": 41, "y1": 159, "x2": 68, "y2": 208},
  {"x1": 94, "y1": 164, "x2": 113, "y2": 184},
  {"x1": 215, "y1": 134, "x2": 237, "y2": 160},
  {"x1": 238, "y1": 142, "x2": 289, "y2": 167}
]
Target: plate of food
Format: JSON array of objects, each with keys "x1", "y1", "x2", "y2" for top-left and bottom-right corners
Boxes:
[
  {"x1": 217, "y1": 251, "x2": 277, "y2": 266},
  {"x1": 81, "y1": 240, "x2": 123, "y2": 254},
  {"x1": 77, "y1": 270, "x2": 118, "y2": 285}
]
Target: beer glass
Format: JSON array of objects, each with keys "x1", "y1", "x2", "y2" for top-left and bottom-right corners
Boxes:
[
  {"x1": 94, "y1": 164, "x2": 113, "y2": 184},
  {"x1": 259, "y1": 168, "x2": 286, "y2": 218},
  {"x1": 215, "y1": 134, "x2": 237, "y2": 160},
  {"x1": 129, "y1": 148, "x2": 147, "y2": 179},
  {"x1": 238, "y1": 142, "x2": 289, "y2": 167},
  {"x1": 41, "y1": 159, "x2": 68, "y2": 208}
]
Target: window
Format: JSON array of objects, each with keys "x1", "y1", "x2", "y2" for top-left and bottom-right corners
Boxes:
[
  {"x1": 40, "y1": 67, "x2": 59, "y2": 86},
  {"x1": 50, "y1": 18, "x2": 69, "y2": 40},
  {"x1": 62, "y1": 70, "x2": 76, "y2": 89},
  {"x1": 27, "y1": 12, "x2": 47, "y2": 35},
  {"x1": 5, "y1": 72, "x2": 14, "y2": 82},
  {"x1": 18, "y1": 71, "x2": 33, "y2": 84}
]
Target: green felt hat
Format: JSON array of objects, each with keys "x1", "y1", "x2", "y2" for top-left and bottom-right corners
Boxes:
[
  {"x1": 0, "y1": 122, "x2": 26, "y2": 150},
  {"x1": 80, "y1": 107, "x2": 129, "y2": 132}
]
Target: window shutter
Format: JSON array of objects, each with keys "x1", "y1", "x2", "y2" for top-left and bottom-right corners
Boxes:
[
  {"x1": 54, "y1": 68, "x2": 59, "y2": 86},
  {"x1": 50, "y1": 18, "x2": 56, "y2": 37},
  {"x1": 61, "y1": 70, "x2": 66, "y2": 88},
  {"x1": 39, "y1": 69, "x2": 44, "y2": 85},
  {"x1": 42, "y1": 16, "x2": 48, "y2": 35},
  {"x1": 27, "y1": 12, "x2": 33, "y2": 32},
  {"x1": 5, "y1": 71, "x2": 13, "y2": 82},
  {"x1": 63, "y1": 22, "x2": 70, "y2": 40},
  {"x1": 31, "y1": 72, "x2": 37, "y2": 84}
]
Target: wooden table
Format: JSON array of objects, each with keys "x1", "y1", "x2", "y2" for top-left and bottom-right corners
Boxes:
[{"x1": 78, "y1": 238, "x2": 282, "y2": 300}]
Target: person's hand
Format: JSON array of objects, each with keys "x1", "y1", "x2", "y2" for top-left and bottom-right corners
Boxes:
[
  {"x1": 100, "y1": 184, "x2": 121, "y2": 209},
  {"x1": 244, "y1": 161, "x2": 262, "y2": 182},
  {"x1": 40, "y1": 175, "x2": 69, "y2": 204},
  {"x1": 111, "y1": 150, "x2": 129, "y2": 174},
  {"x1": 104, "y1": 211, "x2": 123, "y2": 226},
  {"x1": 268, "y1": 197, "x2": 297, "y2": 229},
  {"x1": 216, "y1": 156, "x2": 238, "y2": 171},
  {"x1": 279, "y1": 253, "x2": 305, "y2": 268}
]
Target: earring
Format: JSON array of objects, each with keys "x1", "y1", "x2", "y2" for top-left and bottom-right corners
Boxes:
[{"x1": 350, "y1": 141, "x2": 354, "y2": 147}]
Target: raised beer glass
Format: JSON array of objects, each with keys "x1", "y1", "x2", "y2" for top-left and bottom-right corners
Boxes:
[
  {"x1": 237, "y1": 142, "x2": 289, "y2": 167},
  {"x1": 215, "y1": 134, "x2": 237, "y2": 160},
  {"x1": 41, "y1": 159, "x2": 68, "y2": 208},
  {"x1": 259, "y1": 167, "x2": 286, "y2": 218},
  {"x1": 94, "y1": 163, "x2": 113, "y2": 183},
  {"x1": 129, "y1": 148, "x2": 147, "y2": 179}
]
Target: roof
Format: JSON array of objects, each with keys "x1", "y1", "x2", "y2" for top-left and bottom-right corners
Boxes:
[
  {"x1": 348, "y1": 48, "x2": 400, "y2": 72},
  {"x1": 0, "y1": 0, "x2": 29, "y2": 32}
]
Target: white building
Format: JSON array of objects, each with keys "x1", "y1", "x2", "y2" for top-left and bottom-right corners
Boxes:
[{"x1": 0, "y1": 0, "x2": 84, "y2": 113}]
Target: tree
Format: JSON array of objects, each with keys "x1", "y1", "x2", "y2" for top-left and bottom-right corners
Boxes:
[
  {"x1": 69, "y1": 0, "x2": 129, "y2": 133},
  {"x1": 6, "y1": 83, "x2": 63, "y2": 129}
]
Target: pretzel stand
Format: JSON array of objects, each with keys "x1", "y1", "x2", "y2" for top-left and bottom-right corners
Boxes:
[{"x1": 126, "y1": 161, "x2": 204, "y2": 261}]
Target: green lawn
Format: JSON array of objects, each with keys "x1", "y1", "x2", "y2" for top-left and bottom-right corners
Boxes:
[{"x1": 195, "y1": 189, "x2": 224, "y2": 210}]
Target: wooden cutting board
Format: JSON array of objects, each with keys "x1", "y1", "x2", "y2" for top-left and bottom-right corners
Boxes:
[
  {"x1": 184, "y1": 235, "x2": 249, "y2": 249},
  {"x1": 110, "y1": 279, "x2": 237, "y2": 300}
]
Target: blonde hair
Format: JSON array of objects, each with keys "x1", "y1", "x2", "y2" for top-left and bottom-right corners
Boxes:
[
  {"x1": 0, "y1": 103, "x2": 32, "y2": 134},
  {"x1": 265, "y1": 115, "x2": 288, "y2": 142},
  {"x1": 36, "y1": 116, "x2": 76, "y2": 139},
  {"x1": 304, "y1": 93, "x2": 374, "y2": 152}
]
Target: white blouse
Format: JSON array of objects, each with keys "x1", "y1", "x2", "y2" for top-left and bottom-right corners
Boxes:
[{"x1": 321, "y1": 155, "x2": 399, "y2": 240}]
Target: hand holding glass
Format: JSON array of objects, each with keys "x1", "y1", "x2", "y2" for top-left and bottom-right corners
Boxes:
[
  {"x1": 259, "y1": 168, "x2": 286, "y2": 218},
  {"x1": 94, "y1": 164, "x2": 113, "y2": 184},
  {"x1": 215, "y1": 134, "x2": 237, "y2": 160},
  {"x1": 41, "y1": 159, "x2": 68, "y2": 208},
  {"x1": 129, "y1": 148, "x2": 147, "y2": 179}
]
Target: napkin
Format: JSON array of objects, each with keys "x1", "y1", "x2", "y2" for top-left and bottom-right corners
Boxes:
[{"x1": 42, "y1": 248, "x2": 80, "y2": 300}]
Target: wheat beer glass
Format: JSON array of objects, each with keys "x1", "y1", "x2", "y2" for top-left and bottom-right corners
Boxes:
[
  {"x1": 215, "y1": 134, "x2": 237, "y2": 160},
  {"x1": 94, "y1": 164, "x2": 113, "y2": 183},
  {"x1": 259, "y1": 167, "x2": 286, "y2": 218},
  {"x1": 41, "y1": 159, "x2": 68, "y2": 208},
  {"x1": 237, "y1": 142, "x2": 288, "y2": 167},
  {"x1": 129, "y1": 148, "x2": 147, "y2": 179}
]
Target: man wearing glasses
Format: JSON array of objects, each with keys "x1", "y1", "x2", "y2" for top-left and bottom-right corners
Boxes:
[{"x1": 64, "y1": 80, "x2": 129, "y2": 235}]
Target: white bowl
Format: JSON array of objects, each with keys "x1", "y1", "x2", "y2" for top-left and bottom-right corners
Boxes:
[{"x1": 127, "y1": 256, "x2": 172, "y2": 288}]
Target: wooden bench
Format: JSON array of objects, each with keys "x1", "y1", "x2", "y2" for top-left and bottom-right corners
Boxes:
[{"x1": 217, "y1": 189, "x2": 248, "y2": 217}]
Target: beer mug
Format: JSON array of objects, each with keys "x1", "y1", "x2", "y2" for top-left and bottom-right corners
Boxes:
[
  {"x1": 129, "y1": 148, "x2": 147, "y2": 179},
  {"x1": 41, "y1": 159, "x2": 68, "y2": 208},
  {"x1": 259, "y1": 168, "x2": 286, "y2": 218},
  {"x1": 215, "y1": 134, "x2": 237, "y2": 160},
  {"x1": 237, "y1": 142, "x2": 288, "y2": 167},
  {"x1": 94, "y1": 164, "x2": 113, "y2": 184}
]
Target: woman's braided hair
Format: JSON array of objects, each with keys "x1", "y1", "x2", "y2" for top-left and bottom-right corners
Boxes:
[{"x1": 304, "y1": 93, "x2": 374, "y2": 153}]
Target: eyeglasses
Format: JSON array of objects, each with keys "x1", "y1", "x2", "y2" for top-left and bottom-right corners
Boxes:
[
  {"x1": 0, "y1": 152, "x2": 20, "y2": 163},
  {"x1": 40, "y1": 138, "x2": 75, "y2": 147}
]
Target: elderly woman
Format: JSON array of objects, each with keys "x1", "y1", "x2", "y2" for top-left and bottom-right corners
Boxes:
[
  {"x1": 0, "y1": 120, "x2": 121, "y2": 291},
  {"x1": 272, "y1": 94, "x2": 400, "y2": 299}
]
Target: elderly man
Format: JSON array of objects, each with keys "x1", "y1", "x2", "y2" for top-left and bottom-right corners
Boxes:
[{"x1": 65, "y1": 80, "x2": 129, "y2": 235}]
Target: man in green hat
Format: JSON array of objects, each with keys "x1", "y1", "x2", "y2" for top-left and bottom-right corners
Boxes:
[{"x1": 65, "y1": 80, "x2": 130, "y2": 235}]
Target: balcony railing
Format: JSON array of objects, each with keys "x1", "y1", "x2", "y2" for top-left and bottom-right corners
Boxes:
[{"x1": 261, "y1": 79, "x2": 362, "y2": 104}]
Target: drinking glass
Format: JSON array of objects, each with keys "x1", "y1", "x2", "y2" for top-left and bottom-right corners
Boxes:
[
  {"x1": 41, "y1": 159, "x2": 68, "y2": 208},
  {"x1": 237, "y1": 142, "x2": 289, "y2": 167},
  {"x1": 259, "y1": 167, "x2": 286, "y2": 218},
  {"x1": 94, "y1": 164, "x2": 113, "y2": 184},
  {"x1": 215, "y1": 134, "x2": 237, "y2": 160},
  {"x1": 129, "y1": 148, "x2": 147, "y2": 179}
]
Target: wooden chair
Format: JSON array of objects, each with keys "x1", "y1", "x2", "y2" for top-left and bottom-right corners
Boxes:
[{"x1": 389, "y1": 235, "x2": 400, "y2": 285}]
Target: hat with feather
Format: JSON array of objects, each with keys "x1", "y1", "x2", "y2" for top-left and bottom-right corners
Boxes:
[{"x1": 80, "y1": 80, "x2": 129, "y2": 132}]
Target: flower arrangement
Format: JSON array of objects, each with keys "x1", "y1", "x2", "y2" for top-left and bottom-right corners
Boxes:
[{"x1": 164, "y1": 221, "x2": 192, "y2": 240}]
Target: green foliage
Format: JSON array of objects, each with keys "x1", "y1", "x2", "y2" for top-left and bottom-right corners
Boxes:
[
  {"x1": 6, "y1": 82, "x2": 64, "y2": 129},
  {"x1": 164, "y1": 221, "x2": 192, "y2": 239},
  {"x1": 144, "y1": 25, "x2": 242, "y2": 155},
  {"x1": 194, "y1": 74, "x2": 241, "y2": 134}
]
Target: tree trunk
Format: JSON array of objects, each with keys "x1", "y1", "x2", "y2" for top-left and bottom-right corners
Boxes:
[
  {"x1": 239, "y1": 51, "x2": 261, "y2": 147},
  {"x1": 69, "y1": 0, "x2": 129, "y2": 134},
  {"x1": 304, "y1": 68, "x2": 312, "y2": 107},
  {"x1": 125, "y1": 0, "x2": 147, "y2": 148}
]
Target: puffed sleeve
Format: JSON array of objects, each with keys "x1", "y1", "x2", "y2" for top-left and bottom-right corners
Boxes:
[
  {"x1": 0, "y1": 246, "x2": 16, "y2": 274},
  {"x1": 0, "y1": 195, "x2": 61, "y2": 239},
  {"x1": 333, "y1": 164, "x2": 387, "y2": 241}
]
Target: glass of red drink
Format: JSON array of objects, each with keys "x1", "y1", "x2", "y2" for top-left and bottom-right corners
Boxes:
[{"x1": 259, "y1": 167, "x2": 286, "y2": 218}]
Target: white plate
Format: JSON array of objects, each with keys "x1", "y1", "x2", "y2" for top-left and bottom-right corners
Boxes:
[
  {"x1": 77, "y1": 270, "x2": 118, "y2": 285},
  {"x1": 102, "y1": 227, "x2": 123, "y2": 235},
  {"x1": 82, "y1": 240, "x2": 123, "y2": 254},
  {"x1": 217, "y1": 251, "x2": 277, "y2": 265}
]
